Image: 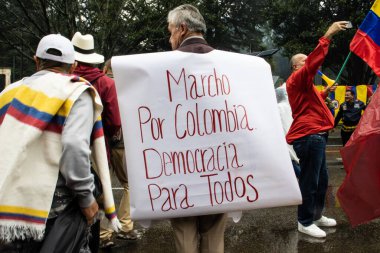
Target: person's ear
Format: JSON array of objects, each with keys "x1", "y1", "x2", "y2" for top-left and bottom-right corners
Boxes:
[
  {"x1": 34, "y1": 56, "x2": 40, "y2": 71},
  {"x1": 179, "y1": 23, "x2": 188, "y2": 36}
]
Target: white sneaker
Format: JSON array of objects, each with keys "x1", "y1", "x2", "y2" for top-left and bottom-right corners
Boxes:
[
  {"x1": 314, "y1": 216, "x2": 337, "y2": 227},
  {"x1": 298, "y1": 222, "x2": 326, "y2": 238}
]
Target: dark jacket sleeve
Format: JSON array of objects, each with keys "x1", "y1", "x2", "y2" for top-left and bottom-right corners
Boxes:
[{"x1": 334, "y1": 104, "x2": 343, "y2": 127}]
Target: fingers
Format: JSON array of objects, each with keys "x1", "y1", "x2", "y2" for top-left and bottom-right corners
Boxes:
[
  {"x1": 81, "y1": 200, "x2": 99, "y2": 225},
  {"x1": 335, "y1": 21, "x2": 350, "y2": 31},
  {"x1": 329, "y1": 85, "x2": 337, "y2": 92},
  {"x1": 324, "y1": 21, "x2": 349, "y2": 39}
]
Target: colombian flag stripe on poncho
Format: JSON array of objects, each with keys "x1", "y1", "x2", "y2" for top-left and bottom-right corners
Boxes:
[
  {"x1": 0, "y1": 206, "x2": 47, "y2": 224},
  {"x1": 350, "y1": 0, "x2": 380, "y2": 76}
]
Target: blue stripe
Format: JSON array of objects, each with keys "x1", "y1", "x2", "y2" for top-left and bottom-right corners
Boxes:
[
  {"x1": 93, "y1": 120, "x2": 103, "y2": 130},
  {"x1": 12, "y1": 99, "x2": 53, "y2": 123},
  {"x1": 51, "y1": 114, "x2": 66, "y2": 126},
  {"x1": 329, "y1": 90, "x2": 335, "y2": 100},
  {"x1": 0, "y1": 212, "x2": 46, "y2": 222},
  {"x1": 351, "y1": 86, "x2": 357, "y2": 97},
  {"x1": 359, "y1": 10, "x2": 380, "y2": 47},
  {"x1": 10, "y1": 98, "x2": 66, "y2": 126},
  {"x1": 0, "y1": 103, "x2": 10, "y2": 117}
]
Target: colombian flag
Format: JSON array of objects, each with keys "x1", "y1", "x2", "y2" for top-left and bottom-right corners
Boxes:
[{"x1": 350, "y1": 0, "x2": 380, "y2": 76}]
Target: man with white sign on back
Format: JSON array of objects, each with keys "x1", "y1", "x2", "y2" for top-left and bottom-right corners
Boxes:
[
  {"x1": 112, "y1": 3, "x2": 301, "y2": 252},
  {"x1": 167, "y1": 4, "x2": 227, "y2": 253}
]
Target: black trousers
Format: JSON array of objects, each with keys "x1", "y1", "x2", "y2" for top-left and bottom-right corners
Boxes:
[
  {"x1": 341, "y1": 130, "x2": 354, "y2": 146},
  {"x1": 0, "y1": 202, "x2": 96, "y2": 253}
]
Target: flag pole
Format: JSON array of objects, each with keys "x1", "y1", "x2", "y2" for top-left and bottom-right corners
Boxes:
[{"x1": 333, "y1": 51, "x2": 352, "y2": 85}]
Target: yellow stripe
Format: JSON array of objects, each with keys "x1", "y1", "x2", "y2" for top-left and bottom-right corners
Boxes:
[
  {"x1": 335, "y1": 86, "x2": 346, "y2": 105},
  {"x1": 1, "y1": 85, "x2": 74, "y2": 117},
  {"x1": 343, "y1": 125, "x2": 357, "y2": 130},
  {"x1": 356, "y1": 85, "x2": 367, "y2": 105},
  {"x1": 0, "y1": 86, "x2": 20, "y2": 109},
  {"x1": 105, "y1": 206, "x2": 116, "y2": 214},
  {"x1": 315, "y1": 85, "x2": 324, "y2": 92},
  {"x1": 0, "y1": 205, "x2": 48, "y2": 218},
  {"x1": 372, "y1": 0, "x2": 380, "y2": 17}
]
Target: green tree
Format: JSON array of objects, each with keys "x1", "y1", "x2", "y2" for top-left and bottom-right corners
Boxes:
[
  {"x1": 0, "y1": 0, "x2": 267, "y2": 80},
  {"x1": 264, "y1": 0, "x2": 377, "y2": 85}
]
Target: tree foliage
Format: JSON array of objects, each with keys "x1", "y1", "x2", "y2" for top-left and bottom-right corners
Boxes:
[
  {"x1": 0, "y1": 0, "x2": 266, "y2": 80},
  {"x1": 264, "y1": 0, "x2": 377, "y2": 85}
]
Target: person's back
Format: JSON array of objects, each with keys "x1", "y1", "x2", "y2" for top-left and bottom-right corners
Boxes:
[
  {"x1": 0, "y1": 34, "x2": 102, "y2": 252},
  {"x1": 167, "y1": 4, "x2": 227, "y2": 253},
  {"x1": 286, "y1": 53, "x2": 335, "y2": 144},
  {"x1": 73, "y1": 62, "x2": 121, "y2": 141}
]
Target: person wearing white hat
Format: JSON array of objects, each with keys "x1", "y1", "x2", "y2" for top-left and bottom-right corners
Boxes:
[
  {"x1": 71, "y1": 32, "x2": 104, "y2": 64},
  {"x1": 0, "y1": 34, "x2": 120, "y2": 252},
  {"x1": 71, "y1": 32, "x2": 137, "y2": 248}
]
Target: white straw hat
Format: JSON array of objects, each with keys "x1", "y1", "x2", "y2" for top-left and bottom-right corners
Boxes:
[
  {"x1": 36, "y1": 34, "x2": 75, "y2": 64},
  {"x1": 71, "y1": 32, "x2": 104, "y2": 64}
]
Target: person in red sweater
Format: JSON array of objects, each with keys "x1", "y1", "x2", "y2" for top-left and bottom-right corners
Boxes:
[
  {"x1": 71, "y1": 32, "x2": 124, "y2": 249},
  {"x1": 286, "y1": 21, "x2": 349, "y2": 238}
]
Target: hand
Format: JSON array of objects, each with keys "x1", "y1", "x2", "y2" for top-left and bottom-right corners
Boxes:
[
  {"x1": 81, "y1": 200, "x2": 99, "y2": 225},
  {"x1": 327, "y1": 85, "x2": 337, "y2": 93},
  {"x1": 107, "y1": 217, "x2": 122, "y2": 233},
  {"x1": 324, "y1": 21, "x2": 349, "y2": 39},
  {"x1": 323, "y1": 84, "x2": 337, "y2": 96}
]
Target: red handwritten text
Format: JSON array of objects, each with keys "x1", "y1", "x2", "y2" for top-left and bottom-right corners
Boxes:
[
  {"x1": 175, "y1": 100, "x2": 253, "y2": 140},
  {"x1": 200, "y1": 171, "x2": 259, "y2": 206},
  {"x1": 143, "y1": 142, "x2": 243, "y2": 180},
  {"x1": 148, "y1": 183, "x2": 194, "y2": 212},
  {"x1": 138, "y1": 106, "x2": 165, "y2": 143},
  {"x1": 166, "y1": 68, "x2": 231, "y2": 102}
]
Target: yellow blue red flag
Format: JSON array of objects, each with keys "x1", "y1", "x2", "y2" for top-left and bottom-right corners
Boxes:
[{"x1": 350, "y1": 0, "x2": 380, "y2": 76}]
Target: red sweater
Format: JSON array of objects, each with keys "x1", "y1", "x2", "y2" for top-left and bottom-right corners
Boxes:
[
  {"x1": 74, "y1": 64, "x2": 122, "y2": 161},
  {"x1": 74, "y1": 64, "x2": 121, "y2": 139},
  {"x1": 286, "y1": 37, "x2": 334, "y2": 144}
]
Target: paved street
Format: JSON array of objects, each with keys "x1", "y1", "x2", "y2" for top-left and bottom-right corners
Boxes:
[{"x1": 102, "y1": 132, "x2": 380, "y2": 253}]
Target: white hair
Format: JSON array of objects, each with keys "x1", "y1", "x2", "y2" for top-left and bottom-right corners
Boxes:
[{"x1": 167, "y1": 4, "x2": 207, "y2": 34}]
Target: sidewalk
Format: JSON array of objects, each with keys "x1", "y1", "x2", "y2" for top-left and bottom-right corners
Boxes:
[{"x1": 101, "y1": 134, "x2": 380, "y2": 253}]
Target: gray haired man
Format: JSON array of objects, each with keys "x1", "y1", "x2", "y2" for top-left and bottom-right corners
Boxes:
[{"x1": 167, "y1": 4, "x2": 227, "y2": 253}]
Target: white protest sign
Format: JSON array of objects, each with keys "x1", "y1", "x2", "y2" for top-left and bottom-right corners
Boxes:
[{"x1": 112, "y1": 50, "x2": 301, "y2": 221}]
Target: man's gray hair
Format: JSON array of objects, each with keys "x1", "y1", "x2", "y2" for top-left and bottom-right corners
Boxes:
[{"x1": 168, "y1": 4, "x2": 207, "y2": 34}]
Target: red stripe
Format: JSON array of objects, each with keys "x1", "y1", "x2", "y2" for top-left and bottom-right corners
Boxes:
[
  {"x1": 45, "y1": 123, "x2": 63, "y2": 133},
  {"x1": 350, "y1": 30, "x2": 380, "y2": 77},
  {"x1": 92, "y1": 128, "x2": 104, "y2": 139},
  {"x1": 8, "y1": 106, "x2": 47, "y2": 130},
  {"x1": 6, "y1": 106, "x2": 63, "y2": 133},
  {"x1": 105, "y1": 212, "x2": 117, "y2": 220},
  {"x1": 0, "y1": 215, "x2": 46, "y2": 224}
]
